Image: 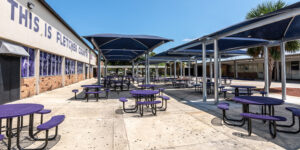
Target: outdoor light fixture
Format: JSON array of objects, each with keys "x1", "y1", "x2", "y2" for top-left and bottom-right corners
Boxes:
[{"x1": 27, "y1": 2, "x2": 35, "y2": 9}]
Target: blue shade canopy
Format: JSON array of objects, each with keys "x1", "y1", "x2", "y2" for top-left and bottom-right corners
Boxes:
[
  {"x1": 84, "y1": 34, "x2": 173, "y2": 61},
  {"x1": 173, "y1": 37, "x2": 268, "y2": 52},
  {"x1": 207, "y1": 2, "x2": 300, "y2": 41}
]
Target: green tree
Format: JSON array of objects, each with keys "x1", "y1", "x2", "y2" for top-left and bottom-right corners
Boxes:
[{"x1": 246, "y1": 0, "x2": 300, "y2": 89}]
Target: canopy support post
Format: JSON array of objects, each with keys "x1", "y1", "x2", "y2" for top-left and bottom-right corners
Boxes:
[
  {"x1": 280, "y1": 42, "x2": 286, "y2": 100},
  {"x1": 276, "y1": 61, "x2": 280, "y2": 81},
  {"x1": 214, "y1": 39, "x2": 219, "y2": 104},
  {"x1": 202, "y1": 42, "x2": 207, "y2": 102},
  {"x1": 188, "y1": 59, "x2": 191, "y2": 79},
  {"x1": 195, "y1": 59, "x2": 198, "y2": 84},
  {"x1": 264, "y1": 45, "x2": 269, "y2": 97},
  {"x1": 209, "y1": 55, "x2": 213, "y2": 82},
  {"x1": 145, "y1": 53, "x2": 149, "y2": 84},
  {"x1": 156, "y1": 64, "x2": 159, "y2": 80},
  {"x1": 105, "y1": 60, "x2": 108, "y2": 77},
  {"x1": 131, "y1": 61, "x2": 134, "y2": 77},
  {"x1": 164, "y1": 63, "x2": 167, "y2": 78},
  {"x1": 174, "y1": 61, "x2": 177, "y2": 78},
  {"x1": 219, "y1": 54, "x2": 222, "y2": 86},
  {"x1": 180, "y1": 61, "x2": 183, "y2": 77},
  {"x1": 234, "y1": 60, "x2": 238, "y2": 79},
  {"x1": 169, "y1": 62, "x2": 172, "y2": 78},
  {"x1": 91, "y1": 37, "x2": 101, "y2": 85}
]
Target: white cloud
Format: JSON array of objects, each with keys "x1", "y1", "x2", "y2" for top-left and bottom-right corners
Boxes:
[{"x1": 182, "y1": 38, "x2": 196, "y2": 42}]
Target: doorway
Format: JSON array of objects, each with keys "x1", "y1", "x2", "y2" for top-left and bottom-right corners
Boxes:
[{"x1": 0, "y1": 55, "x2": 20, "y2": 104}]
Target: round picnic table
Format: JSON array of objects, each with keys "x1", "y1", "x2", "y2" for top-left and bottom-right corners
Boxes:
[
  {"x1": 129, "y1": 90, "x2": 160, "y2": 115},
  {"x1": 230, "y1": 85, "x2": 256, "y2": 96},
  {"x1": 0, "y1": 104, "x2": 44, "y2": 150},
  {"x1": 229, "y1": 96, "x2": 284, "y2": 127}
]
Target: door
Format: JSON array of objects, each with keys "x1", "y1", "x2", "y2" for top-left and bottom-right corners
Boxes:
[{"x1": 0, "y1": 55, "x2": 20, "y2": 104}]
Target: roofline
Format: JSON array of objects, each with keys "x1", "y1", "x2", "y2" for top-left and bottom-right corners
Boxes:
[{"x1": 38, "y1": 0, "x2": 96, "y2": 56}]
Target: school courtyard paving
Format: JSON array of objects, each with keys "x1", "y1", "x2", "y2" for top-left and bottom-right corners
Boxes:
[{"x1": 2, "y1": 78, "x2": 300, "y2": 150}]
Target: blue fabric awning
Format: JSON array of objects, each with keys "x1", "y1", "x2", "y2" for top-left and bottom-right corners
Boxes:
[
  {"x1": 84, "y1": 34, "x2": 172, "y2": 61},
  {"x1": 207, "y1": 2, "x2": 300, "y2": 41},
  {"x1": 172, "y1": 37, "x2": 268, "y2": 52}
]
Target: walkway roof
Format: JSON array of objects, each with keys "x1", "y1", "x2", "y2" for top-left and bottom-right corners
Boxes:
[{"x1": 84, "y1": 34, "x2": 172, "y2": 61}]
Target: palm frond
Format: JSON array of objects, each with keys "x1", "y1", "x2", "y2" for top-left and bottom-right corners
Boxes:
[{"x1": 246, "y1": 0, "x2": 286, "y2": 19}]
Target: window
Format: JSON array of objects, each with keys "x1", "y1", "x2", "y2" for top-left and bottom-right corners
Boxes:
[
  {"x1": 39, "y1": 51, "x2": 62, "y2": 76},
  {"x1": 21, "y1": 47, "x2": 35, "y2": 78},
  {"x1": 77, "y1": 62, "x2": 83, "y2": 74},
  {"x1": 65, "y1": 58, "x2": 75, "y2": 75}
]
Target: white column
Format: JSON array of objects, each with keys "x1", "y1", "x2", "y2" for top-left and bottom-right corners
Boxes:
[
  {"x1": 169, "y1": 62, "x2": 172, "y2": 77},
  {"x1": 214, "y1": 39, "x2": 219, "y2": 103},
  {"x1": 97, "y1": 50, "x2": 101, "y2": 85},
  {"x1": 234, "y1": 60, "x2": 238, "y2": 79},
  {"x1": 180, "y1": 61, "x2": 183, "y2": 77},
  {"x1": 132, "y1": 61, "x2": 135, "y2": 77},
  {"x1": 188, "y1": 59, "x2": 191, "y2": 79},
  {"x1": 202, "y1": 43, "x2": 207, "y2": 102},
  {"x1": 156, "y1": 64, "x2": 159, "y2": 79},
  {"x1": 35, "y1": 49, "x2": 40, "y2": 94},
  {"x1": 104, "y1": 60, "x2": 108, "y2": 77},
  {"x1": 75, "y1": 61, "x2": 78, "y2": 81},
  {"x1": 174, "y1": 61, "x2": 177, "y2": 78},
  {"x1": 164, "y1": 63, "x2": 167, "y2": 78},
  {"x1": 62, "y1": 56, "x2": 66, "y2": 86},
  {"x1": 219, "y1": 54, "x2": 222, "y2": 86},
  {"x1": 195, "y1": 59, "x2": 198, "y2": 84},
  {"x1": 281, "y1": 42, "x2": 286, "y2": 100},
  {"x1": 209, "y1": 55, "x2": 213, "y2": 81},
  {"x1": 276, "y1": 61, "x2": 280, "y2": 81},
  {"x1": 264, "y1": 45, "x2": 269, "y2": 96}
]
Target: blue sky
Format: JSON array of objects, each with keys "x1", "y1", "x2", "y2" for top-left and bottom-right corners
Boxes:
[{"x1": 46, "y1": 0, "x2": 299, "y2": 53}]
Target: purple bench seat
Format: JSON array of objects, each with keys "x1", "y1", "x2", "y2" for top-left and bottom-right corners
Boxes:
[
  {"x1": 119, "y1": 97, "x2": 128, "y2": 103},
  {"x1": 240, "y1": 113, "x2": 286, "y2": 121},
  {"x1": 37, "y1": 109, "x2": 51, "y2": 114},
  {"x1": 137, "y1": 101, "x2": 161, "y2": 116},
  {"x1": 217, "y1": 102, "x2": 229, "y2": 110},
  {"x1": 0, "y1": 134, "x2": 3, "y2": 141},
  {"x1": 286, "y1": 107, "x2": 300, "y2": 116},
  {"x1": 158, "y1": 95, "x2": 170, "y2": 100},
  {"x1": 240, "y1": 113, "x2": 286, "y2": 138},
  {"x1": 37, "y1": 115, "x2": 65, "y2": 131}
]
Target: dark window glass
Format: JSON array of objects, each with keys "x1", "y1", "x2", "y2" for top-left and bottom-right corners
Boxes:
[
  {"x1": 52, "y1": 54, "x2": 56, "y2": 75},
  {"x1": 43, "y1": 52, "x2": 48, "y2": 76},
  {"x1": 21, "y1": 53, "x2": 28, "y2": 77},
  {"x1": 28, "y1": 48, "x2": 35, "y2": 77},
  {"x1": 40, "y1": 52, "x2": 43, "y2": 76}
]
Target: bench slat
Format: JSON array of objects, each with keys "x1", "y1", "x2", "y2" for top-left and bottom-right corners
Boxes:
[
  {"x1": 37, "y1": 115, "x2": 65, "y2": 131},
  {"x1": 240, "y1": 113, "x2": 286, "y2": 121}
]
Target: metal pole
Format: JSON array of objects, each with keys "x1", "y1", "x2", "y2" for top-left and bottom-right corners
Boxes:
[
  {"x1": 219, "y1": 54, "x2": 222, "y2": 86},
  {"x1": 174, "y1": 61, "x2": 177, "y2": 78},
  {"x1": 180, "y1": 61, "x2": 183, "y2": 77},
  {"x1": 104, "y1": 60, "x2": 107, "y2": 77},
  {"x1": 264, "y1": 45, "x2": 269, "y2": 96},
  {"x1": 136, "y1": 64, "x2": 139, "y2": 77},
  {"x1": 202, "y1": 43, "x2": 207, "y2": 102},
  {"x1": 156, "y1": 64, "x2": 159, "y2": 79},
  {"x1": 214, "y1": 39, "x2": 219, "y2": 103},
  {"x1": 195, "y1": 59, "x2": 198, "y2": 84},
  {"x1": 234, "y1": 60, "x2": 238, "y2": 79},
  {"x1": 281, "y1": 42, "x2": 286, "y2": 100},
  {"x1": 97, "y1": 50, "x2": 101, "y2": 85},
  {"x1": 276, "y1": 61, "x2": 280, "y2": 81},
  {"x1": 169, "y1": 62, "x2": 172, "y2": 77},
  {"x1": 209, "y1": 55, "x2": 213, "y2": 81},
  {"x1": 132, "y1": 61, "x2": 135, "y2": 77},
  {"x1": 188, "y1": 59, "x2": 191, "y2": 79},
  {"x1": 145, "y1": 53, "x2": 149, "y2": 84},
  {"x1": 164, "y1": 63, "x2": 167, "y2": 78}
]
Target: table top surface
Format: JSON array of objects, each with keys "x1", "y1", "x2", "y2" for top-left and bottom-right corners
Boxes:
[
  {"x1": 230, "y1": 85, "x2": 257, "y2": 89},
  {"x1": 130, "y1": 90, "x2": 159, "y2": 95},
  {"x1": 232, "y1": 96, "x2": 284, "y2": 105},
  {"x1": 81, "y1": 85, "x2": 103, "y2": 88},
  {"x1": 0, "y1": 103, "x2": 44, "y2": 119}
]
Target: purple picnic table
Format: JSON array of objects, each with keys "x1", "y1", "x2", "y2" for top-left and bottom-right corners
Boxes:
[
  {"x1": 0, "y1": 103, "x2": 44, "y2": 150},
  {"x1": 230, "y1": 85, "x2": 257, "y2": 96}
]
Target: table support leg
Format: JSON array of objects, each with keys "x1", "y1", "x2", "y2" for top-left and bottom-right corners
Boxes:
[{"x1": 7, "y1": 118, "x2": 12, "y2": 150}]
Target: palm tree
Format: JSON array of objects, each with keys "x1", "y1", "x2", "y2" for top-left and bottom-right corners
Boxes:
[{"x1": 246, "y1": 0, "x2": 300, "y2": 89}]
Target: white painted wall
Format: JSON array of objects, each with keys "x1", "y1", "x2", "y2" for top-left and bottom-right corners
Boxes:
[{"x1": 0, "y1": 0, "x2": 95, "y2": 65}]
